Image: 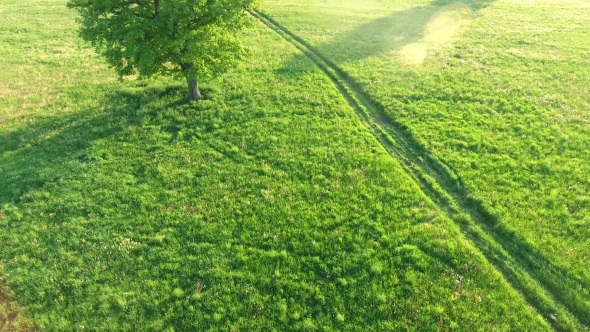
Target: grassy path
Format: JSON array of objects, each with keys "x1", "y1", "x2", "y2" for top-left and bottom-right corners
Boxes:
[{"x1": 250, "y1": 8, "x2": 589, "y2": 331}]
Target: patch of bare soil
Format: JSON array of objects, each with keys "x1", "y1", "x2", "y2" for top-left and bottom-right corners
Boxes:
[{"x1": 0, "y1": 287, "x2": 34, "y2": 332}]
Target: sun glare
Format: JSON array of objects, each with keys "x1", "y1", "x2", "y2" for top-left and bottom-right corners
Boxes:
[{"x1": 398, "y1": 3, "x2": 472, "y2": 67}]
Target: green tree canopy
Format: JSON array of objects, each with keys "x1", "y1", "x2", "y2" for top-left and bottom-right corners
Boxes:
[{"x1": 67, "y1": 0, "x2": 257, "y2": 101}]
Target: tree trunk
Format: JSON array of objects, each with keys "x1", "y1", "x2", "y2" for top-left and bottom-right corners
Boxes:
[
  {"x1": 186, "y1": 77, "x2": 202, "y2": 102},
  {"x1": 180, "y1": 62, "x2": 202, "y2": 102}
]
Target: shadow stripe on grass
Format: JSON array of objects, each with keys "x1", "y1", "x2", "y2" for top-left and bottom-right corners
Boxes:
[{"x1": 250, "y1": 8, "x2": 590, "y2": 332}]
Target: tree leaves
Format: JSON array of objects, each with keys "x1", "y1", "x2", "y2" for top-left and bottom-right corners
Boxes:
[{"x1": 68, "y1": 0, "x2": 258, "y2": 83}]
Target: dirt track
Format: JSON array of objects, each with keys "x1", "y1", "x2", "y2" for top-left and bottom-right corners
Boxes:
[{"x1": 0, "y1": 287, "x2": 33, "y2": 332}]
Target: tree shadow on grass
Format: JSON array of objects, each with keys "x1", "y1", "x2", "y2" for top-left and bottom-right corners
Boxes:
[
  {"x1": 0, "y1": 85, "x2": 186, "y2": 207},
  {"x1": 0, "y1": 80, "x2": 507, "y2": 330},
  {"x1": 277, "y1": 0, "x2": 495, "y2": 76}
]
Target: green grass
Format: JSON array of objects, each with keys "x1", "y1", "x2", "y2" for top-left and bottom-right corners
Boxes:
[
  {"x1": 0, "y1": 0, "x2": 586, "y2": 330},
  {"x1": 262, "y1": 0, "x2": 590, "y2": 329}
]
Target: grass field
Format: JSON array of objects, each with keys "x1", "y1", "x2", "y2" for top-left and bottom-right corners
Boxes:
[
  {"x1": 261, "y1": 0, "x2": 590, "y2": 329},
  {"x1": 0, "y1": 0, "x2": 588, "y2": 330}
]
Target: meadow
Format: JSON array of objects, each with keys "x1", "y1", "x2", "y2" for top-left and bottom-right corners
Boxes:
[
  {"x1": 261, "y1": 0, "x2": 590, "y2": 329},
  {"x1": 0, "y1": 0, "x2": 588, "y2": 331}
]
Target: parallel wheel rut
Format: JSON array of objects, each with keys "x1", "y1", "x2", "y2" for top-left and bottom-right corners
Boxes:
[{"x1": 250, "y1": 8, "x2": 590, "y2": 331}]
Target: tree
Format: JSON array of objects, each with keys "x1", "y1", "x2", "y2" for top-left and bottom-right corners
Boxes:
[{"x1": 67, "y1": 0, "x2": 257, "y2": 101}]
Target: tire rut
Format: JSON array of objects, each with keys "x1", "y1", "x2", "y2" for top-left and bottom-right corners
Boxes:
[{"x1": 250, "y1": 8, "x2": 590, "y2": 332}]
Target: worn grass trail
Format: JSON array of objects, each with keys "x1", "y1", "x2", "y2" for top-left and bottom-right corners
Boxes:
[
  {"x1": 251, "y1": 8, "x2": 589, "y2": 331},
  {"x1": 260, "y1": 4, "x2": 590, "y2": 327}
]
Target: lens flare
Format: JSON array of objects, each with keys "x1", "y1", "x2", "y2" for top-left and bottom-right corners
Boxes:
[
  {"x1": 397, "y1": 3, "x2": 472, "y2": 68},
  {"x1": 398, "y1": 43, "x2": 428, "y2": 67},
  {"x1": 424, "y1": 4, "x2": 471, "y2": 45}
]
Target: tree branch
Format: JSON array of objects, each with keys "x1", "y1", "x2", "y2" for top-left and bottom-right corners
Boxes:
[
  {"x1": 108, "y1": 0, "x2": 155, "y2": 20},
  {"x1": 188, "y1": 15, "x2": 211, "y2": 29},
  {"x1": 180, "y1": 62, "x2": 193, "y2": 72}
]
